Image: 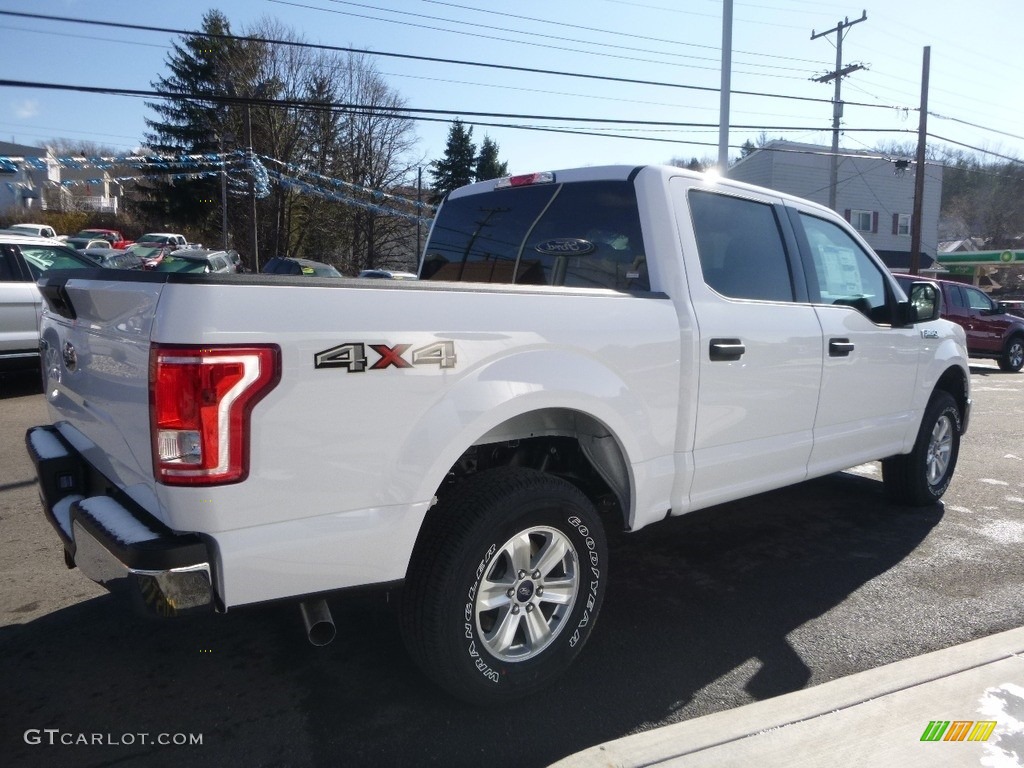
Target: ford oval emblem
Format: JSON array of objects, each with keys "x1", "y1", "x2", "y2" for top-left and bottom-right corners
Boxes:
[
  {"x1": 534, "y1": 238, "x2": 596, "y2": 256},
  {"x1": 62, "y1": 341, "x2": 77, "y2": 372}
]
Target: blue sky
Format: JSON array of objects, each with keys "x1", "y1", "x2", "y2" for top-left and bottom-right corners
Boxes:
[{"x1": 1, "y1": 0, "x2": 1021, "y2": 178}]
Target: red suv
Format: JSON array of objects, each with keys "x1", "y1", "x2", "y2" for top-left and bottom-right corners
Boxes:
[{"x1": 896, "y1": 275, "x2": 1024, "y2": 372}]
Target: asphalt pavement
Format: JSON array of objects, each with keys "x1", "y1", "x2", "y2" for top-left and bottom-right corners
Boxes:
[{"x1": 2, "y1": 362, "x2": 1023, "y2": 768}]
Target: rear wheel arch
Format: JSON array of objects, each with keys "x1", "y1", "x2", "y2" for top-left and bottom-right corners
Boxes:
[{"x1": 434, "y1": 407, "x2": 633, "y2": 532}]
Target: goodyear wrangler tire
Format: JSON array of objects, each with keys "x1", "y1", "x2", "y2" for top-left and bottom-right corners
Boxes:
[
  {"x1": 882, "y1": 391, "x2": 961, "y2": 506},
  {"x1": 400, "y1": 467, "x2": 607, "y2": 705}
]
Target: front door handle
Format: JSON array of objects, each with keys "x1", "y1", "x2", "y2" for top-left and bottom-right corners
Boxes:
[
  {"x1": 829, "y1": 338, "x2": 855, "y2": 357},
  {"x1": 710, "y1": 338, "x2": 745, "y2": 361}
]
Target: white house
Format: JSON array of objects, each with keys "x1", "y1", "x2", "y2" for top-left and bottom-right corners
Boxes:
[
  {"x1": 728, "y1": 140, "x2": 943, "y2": 272},
  {"x1": 0, "y1": 141, "x2": 57, "y2": 213}
]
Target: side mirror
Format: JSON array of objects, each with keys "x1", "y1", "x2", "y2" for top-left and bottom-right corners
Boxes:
[{"x1": 906, "y1": 282, "x2": 940, "y2": 324}]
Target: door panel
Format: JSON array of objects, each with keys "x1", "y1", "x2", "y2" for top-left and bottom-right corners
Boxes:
[
  {"x1": 793, "y1": 210, "x2": 922, "y2": 472},
  {"x1": 672, "y1": 180, "x2": 822, "y2": 509}
]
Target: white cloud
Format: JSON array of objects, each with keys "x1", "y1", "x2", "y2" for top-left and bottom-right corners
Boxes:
[{"x1": 15, "y1": 99, "x2": 39, "y2": 119}]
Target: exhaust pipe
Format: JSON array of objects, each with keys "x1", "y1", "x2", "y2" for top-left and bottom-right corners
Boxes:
[{"x1": 299, "y1": 599, "x2": 336, "y2": 646}]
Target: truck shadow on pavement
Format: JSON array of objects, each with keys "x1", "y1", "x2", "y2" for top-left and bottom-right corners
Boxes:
[
  {"x1": 0, "y1": 368, "x2": 43, "y2": 399},
  {"x1": 1, "y1": 472, "x2": 942, "y2": 768}
]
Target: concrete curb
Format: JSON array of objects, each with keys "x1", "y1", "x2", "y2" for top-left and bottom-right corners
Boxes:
[{"x1": 552, "y1": 626, "x2": 1024, "y2": 767}]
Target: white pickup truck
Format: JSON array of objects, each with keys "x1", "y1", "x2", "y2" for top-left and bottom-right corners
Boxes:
[{"x1": 27, "y1": 165, "x2": 970, "y2": 704}]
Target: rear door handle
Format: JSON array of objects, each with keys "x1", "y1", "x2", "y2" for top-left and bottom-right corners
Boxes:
[
  {"x1": 709, "y1": 338, "x2": 745, "y2": 361},
  {"x1": 829, "y1": 338, "x2": 855, "y2": 357}
]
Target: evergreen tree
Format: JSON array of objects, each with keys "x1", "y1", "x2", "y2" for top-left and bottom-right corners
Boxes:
[
  {"x1": 429, "y1": 119, "x2": 476, "y2": 203},
  {"x1": 474, "y1": 135, "x2": 508, "y2": 181},
  {"x1": 141, "y1": 10, "x2": 247, "y2": 228}
]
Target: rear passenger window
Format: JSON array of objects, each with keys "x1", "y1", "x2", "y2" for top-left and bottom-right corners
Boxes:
[
  {"x1": 688, "y1": 190, "x2": 795, "y2": 302},
  {"x1": 421, "y1": 180, "x2": 649, "y2": 292}
]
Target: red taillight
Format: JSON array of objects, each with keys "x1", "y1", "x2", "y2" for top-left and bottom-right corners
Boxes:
[{"x1": 150, "y1": 344, "x2": 280, "y2": 486}]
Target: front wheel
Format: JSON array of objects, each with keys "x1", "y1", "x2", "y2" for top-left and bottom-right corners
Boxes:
[
  {"x1": 400, "y1": 467, "x2": 607, "y2": 705},
  {"x1": 882, "y1": 391, "x2": 962, "y2": 506},
  {"x1": 999, "y1": 336, "x2": 1024, "y2": 372}
]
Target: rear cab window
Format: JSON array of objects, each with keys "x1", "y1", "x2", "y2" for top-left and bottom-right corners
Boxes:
[{"x1": 421, "y1": 180, "x2": 650, "y2": 293}]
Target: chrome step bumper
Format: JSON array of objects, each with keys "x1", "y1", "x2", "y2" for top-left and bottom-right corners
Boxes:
[{"x1": 25, "y1": 425, "x2": 215, "y2": 616}]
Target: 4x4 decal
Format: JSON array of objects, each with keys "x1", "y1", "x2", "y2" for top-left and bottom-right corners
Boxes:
[{"x1": 315, "y1": 341, "x2": 456, "y2": 372}]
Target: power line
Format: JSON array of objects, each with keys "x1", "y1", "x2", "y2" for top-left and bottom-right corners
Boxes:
[
  {"x1": 926, "y1": 134, "x2": 1024, "y2": 166},
  {"x1": 927, "y1": 113, "x2": 1024, "y2": 145},
  {"x1": 279, "y1": 0, "x2": 815, "y2": 81},
  {"x1": 0, "y1": 10, "x2": 907, "y2": 111},
  {"x1": 420, "y1": 0, "x2": 826, "y2": 66},
  {"x1": 0, "y1": 77, "x2": 920, "y2": 135}
]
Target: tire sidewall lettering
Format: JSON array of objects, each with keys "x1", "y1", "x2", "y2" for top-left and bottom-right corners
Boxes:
[{"x1": 462, "y1": 508, "x2": 604, "y2": 684}]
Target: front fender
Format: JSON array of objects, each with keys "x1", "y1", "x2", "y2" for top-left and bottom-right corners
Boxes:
[{"x1": 913, "y1": 320, "x2": 971, "y2": 436}]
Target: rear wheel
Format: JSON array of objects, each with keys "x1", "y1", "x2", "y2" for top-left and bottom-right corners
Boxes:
[
  {"x1": 882, "y1": 391, "x2": 961, "y2": 506},
  {"x1": 400, "y1": 467, "x2": 607, "y2": 704},
  {"x1": 999, "y1": 336, "x2": 1024, "y2": 372}
]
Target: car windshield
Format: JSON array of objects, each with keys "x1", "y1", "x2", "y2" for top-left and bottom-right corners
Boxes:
[
  {"x1": 20, "y1": 245, "x2": 97, "y2": 278},
  {"x1": 303, "y1": 263, "x2": 342, "y2": 276},
  {"x1": 150, "y1": 255, "x2": 209, "y2": 273},
  {"x1": 10, "y1": 225, "x2": 42, "y2": 236}
]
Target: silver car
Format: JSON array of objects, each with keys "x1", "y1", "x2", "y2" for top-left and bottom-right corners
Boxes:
[{"x1": 0, "y1": 234, "x2": 99, "y2": 369}]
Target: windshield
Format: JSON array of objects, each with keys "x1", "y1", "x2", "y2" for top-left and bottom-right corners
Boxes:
[
  {"x1": 20, "y1": 245, "x2": 97, "y2": 278},
  {"x1": 150, "y1": 255, "x2": 209, "y2": 273}
]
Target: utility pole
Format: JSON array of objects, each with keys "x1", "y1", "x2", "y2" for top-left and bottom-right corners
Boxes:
[
  {"x1": 416, "y1": 166, "x2": 423, "y2": 260},
  {"x1": 909, "y1": 46, "x2": 931, "y2": 276},
  {"x1": 244, "y1": 100, "x2": 259, "y2": 272},
  {"x1": 811, "y1": 11, "x2": 867, "y2": 211},
  {"x1": 718, "y1": 0, "x2": 733, "y2": 171}
]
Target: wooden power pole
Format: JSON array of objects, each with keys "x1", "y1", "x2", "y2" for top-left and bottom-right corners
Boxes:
[
  {"x1": 811, "y1": 11, "x2": 867, "y2": 211},
  {"x1": 909, "y1": 46, "x2": 931, "y2": 276}
]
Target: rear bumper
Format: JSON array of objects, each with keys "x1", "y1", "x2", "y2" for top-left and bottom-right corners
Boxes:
[{"x1": 25, "y1": 425, "x2": 215, "y2": 616}]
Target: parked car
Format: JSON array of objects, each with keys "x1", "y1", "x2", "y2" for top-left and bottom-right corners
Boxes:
[
  {"x1": 8, "y1": 223, "x2": 60, "y2": 240},
  {"x1": 69, "y1": 238, "x2": 113, "y2": 251},
  {"x1": 0, "y1": 234, "x2": 99, "y2": 369},
  {"x1": 65, "y1": 228, "x2": 133, "y2": 250},
  {"x1": 150, "y1": 248, "x2": 237, "y2": 274},
  {"x1": 134, "y1": 232, "x2": 194, "y2": 249},
  {"x1": 120, "y1": 243, "x2": 170, "y2": 269},
  {"x1": 358, "y1": 269, "x2": 418, "y2": 280},
  {"x1": 263, "y1": 256, "x2": 342, "y2": 277},
  {"x1": 82, "y1": 247, "x2": 146, "y2": 271},
  {"x1": 225, "y1": 250, "x2": 245, "y2": 273},
  {"x1": 895, "y1": 274, "x2": 1024, "y2": 372}
]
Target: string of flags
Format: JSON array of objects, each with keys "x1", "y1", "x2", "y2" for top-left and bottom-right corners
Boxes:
[{"x1": 0, "y1": 149, "x2": 433, "y2": 220}]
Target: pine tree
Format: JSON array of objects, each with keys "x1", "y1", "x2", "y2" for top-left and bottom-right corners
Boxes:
[
  {"x1": 429, "y1": 119, "x2": 476, "y2": 203},
  {"x1": 474, "y1": 135, "x2": 508, "y2": 181},
  {"x1": 141, "y1": 10, "x2": 246, "y2": 228}
]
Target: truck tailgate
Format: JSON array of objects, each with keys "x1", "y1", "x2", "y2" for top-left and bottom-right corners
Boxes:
[{"x1": 38, "y1": 274, "x2": 163, "y2": 516}]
